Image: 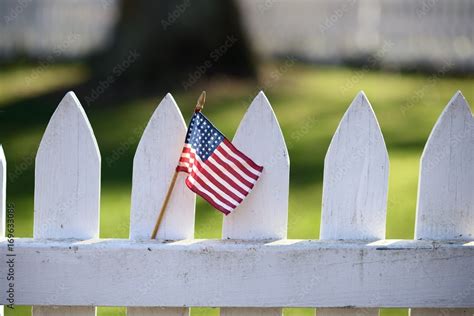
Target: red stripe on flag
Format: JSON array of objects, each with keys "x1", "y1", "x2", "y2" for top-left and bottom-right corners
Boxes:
[
  {"x1": 204, "y1": 158, "x2": 249, "y2": 196},
  {"x1": 223, "y1": 139, "x2": 263, "y2": 172},
  {"x1": 211, "y1": 153, "x2": 254, "y2": 189},
  {"x1": 216, "y1": 146, "x2": 259, "y2": 180},
  {"x1": 189, "y1": 170, "x2": 237, "y2": 209},
  {"x1": 185, "y1": 178, "x2": 231, "y2": 215},
  {"x1": 194, "y1": 161, "x2": 243, "y2": 203},
  {"x1": 176, "y1": 166, "x2": 190, "y2": 173},
  {"x1": 179, "y1": 157, "x2": 194, "y2": 164}
]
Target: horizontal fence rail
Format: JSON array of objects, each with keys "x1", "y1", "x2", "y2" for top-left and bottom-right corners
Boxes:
[
  {"x1": 0, "y1": 90, "x2": 473, "y2": 314},
  {"x1": 0, "y1": 239, "x2": 473, "y2": 307}
]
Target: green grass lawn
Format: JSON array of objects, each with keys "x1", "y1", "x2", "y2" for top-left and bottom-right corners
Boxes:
[{"x1": 1, "y1": 62, "x2": 473, "y2": 316}]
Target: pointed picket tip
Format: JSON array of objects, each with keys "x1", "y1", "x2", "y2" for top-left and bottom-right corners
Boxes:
[
  {"x1": 34, "y1": 92, "x2": 101, "y2": 239},
  {"x1": 37, "y1": 91, "x2": 100, "y2": 161},
  {"x1": 416, "y1": 91, "x2": 473, "y2": 240},
  {"x1": 320, "y1": 91, "x2": 389, "y2": 240},
  {"x1": 421, "y1": 90, "x2": 472, "y2": 161},
  {"x1": 135, "y1": 93, "x2": 186, "y2": 154},
  {"x1": 0, "y1": 145, "x2": 5, "y2": 178},
  {"x1": 0, "y1": 145, "x2": 5, "y2": 162},
  {"x1": 235, "y1": 91, "x2": 289, "y2": 165},
  {"x1": 130, "y1": 94, "x2": 195, "y2": 240},
  {"x1": 222, "y1": 91, "x2": 289, "y2": 240}
]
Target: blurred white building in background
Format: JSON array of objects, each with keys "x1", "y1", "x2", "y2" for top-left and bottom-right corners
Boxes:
[
  {"x1": 0, "y1": 0, "x2": 473, "y2": 72},
  {"x1": 0, "y1": 0, "x2": 120, "y2": 58},
  {"x1": 238, "y1": 0, "x2": 474, "y2": 71}
]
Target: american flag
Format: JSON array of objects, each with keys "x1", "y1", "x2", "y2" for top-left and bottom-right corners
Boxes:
[{"x1": 177, "y1": 112, "x2": 263, "y2": 215}]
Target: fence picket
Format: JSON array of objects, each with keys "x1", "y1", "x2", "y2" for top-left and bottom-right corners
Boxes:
[
  {"x1": 32, "y1": 92, "x2": 99, "y2": 316},
  {"x1": 411, "y1": 91, "x2": 474, "y2": 316},
  {"x1": 0, "y1": 89, "x2": 471, "y2": 312},
  {"x1": 221, "y1": 91, "x2": 288, "y2": 316},
  {"x1": 319, "y1": 91, "x2": 388, "y2": 316},
  {"x1": 129, "y1": 94, "x2": 195, "y2": 241},
  {"x1": 414, "y1": 91, "x2": 473, "y2": 241},
  {"x1": 0, "y1": 146, "x2": 5, "y2": 316},
  {"x1": 1, "y1": 145, "x2": 5, "y2": 238},
  {"x1": 128, "y1": 94, "x2": 194, "y2": 316}
]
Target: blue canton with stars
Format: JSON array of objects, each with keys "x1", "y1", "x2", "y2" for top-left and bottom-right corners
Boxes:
[{"x1": 185, "y1": 112, "x2": 225, "y2": 161}]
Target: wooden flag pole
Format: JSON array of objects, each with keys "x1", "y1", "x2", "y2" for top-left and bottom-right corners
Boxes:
[{"x1": 151, "y1": 91, "x2": 206, "y2": 239}]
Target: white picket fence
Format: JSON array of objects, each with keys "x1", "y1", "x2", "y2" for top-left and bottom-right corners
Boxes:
[{"x1": 0, "y1": 90, "x2": 473, "y2": 316}]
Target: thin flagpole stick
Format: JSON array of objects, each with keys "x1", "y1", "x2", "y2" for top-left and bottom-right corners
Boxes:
[
  {"x1": 151, "y1": 91, "x2": 206, "y2": 239},
  {"x1": 151, "y1": 170, "x2": 179, "y2": 239}
]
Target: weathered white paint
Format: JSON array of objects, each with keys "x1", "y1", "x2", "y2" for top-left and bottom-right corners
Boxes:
[
  {"x1": 130, "y1": 93, "x2": 195, "y2": 240},
  {"x1": 0, "y1": 146, "x2": 4, "y2": 316},
  {"x1": 128, "y1": 94, "x2": 192, "y2": 315},
  {"x1": 4, "y1": 90, "x2": 472, "y2": 312},
  {"x1": 222, "y1": 91, "x2": 289, "y2": 240},
  {"x1": 1, "y1": 239, "x2": 472, "y2": 307},
  {"x1": 415, "y1": 91, "x2": 473, "y2": 241},
  {"x1": 221, "y1": 92, "x2": 288, "y2": 316},
  {"x1": 0, "y1": 145, "x2": 5, "y2": 238},
  {"x1": 411, "y1": 93, "x2": 474, "y2": 316},
  {"x1": 320, "y1": 91, "x2": 389, "y2": 240},
  {"x1": 319, "y1": 92, "x2": 386, "y2": 315},
  {"x1": 34, "y1": 91, "x2": 101, "y2": 239},
  {"x1": 32, "y1": 91, "x2": 99, "y2": 316},
  {"x1": 410, "y1": 309, "x2": 474, "y2": 316}
]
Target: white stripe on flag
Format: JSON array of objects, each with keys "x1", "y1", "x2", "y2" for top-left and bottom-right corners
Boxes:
[
  {"x1": 195, "y1": 158, "x2": 246, "y2": 200},
  {"x1": 207, "y1": 156, "x2": 252, "y2": 192},
  {"x1": 220, "y1": 142, "x2": 262, "y2": 175},
  {"x1": 191, "y1": 165, "x2": 239, "y2": 206},
  {"x1": 214, "y1": 150, "x2": 257, "y2": 185},
  {"x1": 187, "y1": 176, "x2": 233, "y2": 212}
]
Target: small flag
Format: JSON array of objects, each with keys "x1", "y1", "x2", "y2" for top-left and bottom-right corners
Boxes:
[{"x1": 177, "y1": 112, "x2": 263, "y2": 215}]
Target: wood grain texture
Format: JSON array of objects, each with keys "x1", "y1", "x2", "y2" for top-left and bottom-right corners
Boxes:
[
  {"x1": 319, "y1": 92, "x2": 387, "y2": 315},
  {"x1": 130, "y1": 93, "x2": 195, "y2": 240},
  {"x1": 32, "y1": 92, "x2": 99, "y2": 316},
  {"x1": 415, "y1": 91, "x2": 474, "y2": 241},
  {"x1": 128, "y1": 94, "x2": 192, "y2": 315},
  {"x1": 222, "y1": 92, "x2": 288, "y2": 316},
  {"x1": 1, "y1": 239, "x2": 472, "y2": 308},
  {"x1": 34, "y1": 91, "x2": 100, "y2": 239},
  {"x1": 320, "y1": 91, "x2": 389, "y2": 241},
  {"x1": 411, "y1": 93, "x2": 474, "y2": 316}
]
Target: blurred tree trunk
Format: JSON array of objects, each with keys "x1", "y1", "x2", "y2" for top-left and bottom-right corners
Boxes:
[{"x1": 89, "y1": 0, "x2": 256, "y2": 91}]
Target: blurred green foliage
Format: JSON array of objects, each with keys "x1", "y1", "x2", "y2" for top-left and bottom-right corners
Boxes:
[{"x1": 1, "y1": 62, "x2": 473, "y2": 316}]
